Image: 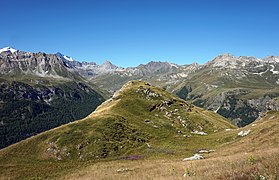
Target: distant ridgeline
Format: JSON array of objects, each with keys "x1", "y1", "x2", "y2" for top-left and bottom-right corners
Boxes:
[{"x1": 1, "y1": 47, "x2": 279, "y2": 148}]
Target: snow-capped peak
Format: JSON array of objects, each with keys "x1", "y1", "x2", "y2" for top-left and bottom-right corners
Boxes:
[
  {"x1": 0, "y1": 47, "x2": 18, "y2": 53},
  {"x1": 63, "y1": 55, "x2": 74, "y2": 62}
]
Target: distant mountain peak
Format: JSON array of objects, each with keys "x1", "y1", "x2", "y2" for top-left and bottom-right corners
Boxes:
[
  {"x1": 55, "y1": 52, "x2": 75, "y2": 62},
  {"x1": 100, "y1": 60, "x2": 118, "y2": 69},
  {"x1": 102, "y1": 60, "x2": 113, "y2": 65},
  {"x1": 216, "y1": 53, "x2": 235, "y2": 59},
  {"x1": 0, "y1": 47, "x2": 18, "y2": 53},
  {"x1": 142, "y1": 61, "x2": 178, "y2": 68}
]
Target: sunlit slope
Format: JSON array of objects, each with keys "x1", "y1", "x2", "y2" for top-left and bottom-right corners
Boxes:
[{"x1": 0, "y1": 81, "x2": 236, "y2": 179}]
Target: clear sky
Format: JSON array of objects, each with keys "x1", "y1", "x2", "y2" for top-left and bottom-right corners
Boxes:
[{"x1": 1, "y1": 0, "x2": 279, "y2": 67}]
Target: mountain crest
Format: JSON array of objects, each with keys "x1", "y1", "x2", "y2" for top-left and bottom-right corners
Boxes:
[
  {"x1": 0, "y1": 46, "x2": 18, "y2": 53},
  {"x1": 100, "y1": 60, "x2": 118, "y2": 69}
]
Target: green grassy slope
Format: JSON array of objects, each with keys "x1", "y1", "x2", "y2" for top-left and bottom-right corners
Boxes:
[
  {"x1": 0, "y1": 80, "x2": 236, "y2": 179},
  {"x1": 56, "y1": 112, "x2": 279, "y2": 179}
]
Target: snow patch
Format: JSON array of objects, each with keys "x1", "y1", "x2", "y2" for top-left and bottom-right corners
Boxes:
[
  {"x1": 63, "y1": 55, "x2": 74, "y2": 62},
  {"x1": 252, "y1": 68, "x2": 269, "y2": 76},
  {"x1": 167, "y1": 62, "x2": 178, "y2": 68},
  {"x1": 0, "y1": 47, "x2": 18, "y2": 53},
  {"x1": 270, "y1": 65, "x2": 279, "y2": 74}
]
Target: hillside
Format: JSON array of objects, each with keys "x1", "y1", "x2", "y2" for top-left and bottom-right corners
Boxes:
[
  {"x1": 0, "y1": 81, "x2": 236, "y2": 179},
  {"x1": 63, "y1": 111, "x2": 279, "y2": 179}
]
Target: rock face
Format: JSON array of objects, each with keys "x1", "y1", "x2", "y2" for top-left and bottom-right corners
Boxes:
[
  {"x1": 0, "y1": 50, "x2": 75, "y2": 78},
  {"x1": 0, "y1": 49, "x2": 122, "y2": 79}
]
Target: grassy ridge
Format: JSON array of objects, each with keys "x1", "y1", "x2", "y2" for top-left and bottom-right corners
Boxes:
[
  {"x1": 59, "y1": 111, "x2": 279, "y2": 179},
  {"x1": 0, "y1": 81, "x2": 237, "y2": 179},
  {"x1": 1, "y1": 81, "x2": 278, "y2": 179}
]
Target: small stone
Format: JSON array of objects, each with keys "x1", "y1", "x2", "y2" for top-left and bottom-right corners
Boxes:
[
  {"x1": 144, "y1": 119, "x2": 150, "y2": 123},
  {"x1": 183, "y1": 154, "x2": 203, "y2": 161},
  {"x1": 238, "y1": 130, "x2": 251, "y2": 137}
]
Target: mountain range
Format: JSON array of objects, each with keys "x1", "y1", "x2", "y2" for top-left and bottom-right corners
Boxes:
[
  {"x1": 2, "y1": 47, "x2": 279, "y2": 128},
  {"x1": 1, "y1": 46, "x2": 279, "y2": 179},
  {"x1": 1, "y1": 47, "x2": 279, "y2": 147}
]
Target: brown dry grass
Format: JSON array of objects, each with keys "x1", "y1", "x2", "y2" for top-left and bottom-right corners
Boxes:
[
  {"x1": 62, "y1": 112, "x2": 279, "y2": 180},
  {"x1": 62, "y1": 148, "x2": 279, "y2": 180}
]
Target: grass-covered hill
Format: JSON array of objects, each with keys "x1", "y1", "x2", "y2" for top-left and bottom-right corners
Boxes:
[
  {"x1": 0, "y1": 81, "x2": 236, "y2": 179},
  {"x1": 63, "y1": 111, "x2": 279, "y2": 180}
]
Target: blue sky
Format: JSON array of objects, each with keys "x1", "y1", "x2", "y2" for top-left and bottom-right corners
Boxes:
[{"x1": 1, "y1": 0, "x2": 279, "y2": 67}]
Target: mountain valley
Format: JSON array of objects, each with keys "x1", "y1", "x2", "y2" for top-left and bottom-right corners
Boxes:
[{"x1": 1, "y1": 47, "x2": 279, "y2": 179}]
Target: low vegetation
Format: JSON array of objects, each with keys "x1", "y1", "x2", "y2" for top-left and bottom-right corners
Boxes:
[{"x1": 0, "y1": 81, "x2": 278, "y2": 179}]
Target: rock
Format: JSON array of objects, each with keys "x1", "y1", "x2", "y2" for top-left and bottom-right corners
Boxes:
[
  {"x1": 238, "y1": 130, "x2": 251, "y2": 137},
  {"x1": 197, "y1": 149, "x2": 215, "y2": 154},
  {"x1": 183, "y1": 154, "x2": 203, "y2": 161},
  {"x1": 116, "y1": 168, "x2": 130, "y2": 173},
  {"x1": 76, "y1": 143, "x2": 83, "y2": 150},
  {"x1": 191, "y1": 130, "x2": 207, "y2": 135}
]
